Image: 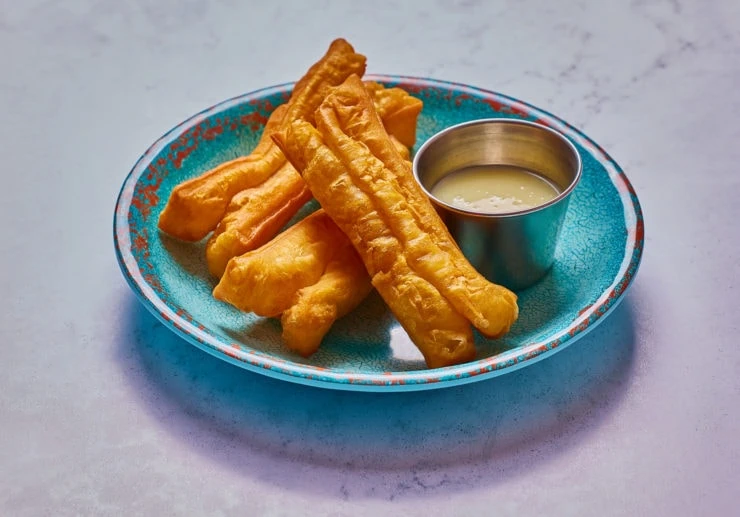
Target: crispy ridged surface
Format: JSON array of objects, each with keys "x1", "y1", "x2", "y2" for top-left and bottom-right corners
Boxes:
[
  {"x1": 273, "y1": 119, "x2": 475, "y2": 368},
  {"x1": 317, "y1": 75, "x2": 519, "y2": 339},
  {"x1": 211, "y1": 133, "x2": 410, "y2": 355},
  {"x1": 273, "y1": 75, "x2": 519, "y2": 367},
  {"x1": 212, "y1": 210, "x2": 347, "y2": 318},
  {"x1": 213, "y1": 209, "x2": 372, "y2": 356},
  {"x1": 205, "y1": 131, "x2": 409, "y2": 280},
  {"x1": 364, "y1": 81, "x2": 423, "y2": 148},
  {"x1": 282, "y1": 40, "x2": 367, "y2": 127},
  {"x1": 158, "y1": 104, "x2": 287, "y2": 241},
  {"x1": 205, "y1": 162, "x2": 312, "y2": 278},
  {"x1": 389, "y1": 135, "x2": 410, "y2": 161},
  {"x1": 281, "y1": 236, "x2": 372, "y2": 357},
  {"x1": 157, "y1": 39, "x2": 366, "y2": 241}
]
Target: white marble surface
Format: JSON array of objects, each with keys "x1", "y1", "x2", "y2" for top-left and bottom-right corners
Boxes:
[{"x1": 1, "y1": 0, "x2": 739, "y2": 515}]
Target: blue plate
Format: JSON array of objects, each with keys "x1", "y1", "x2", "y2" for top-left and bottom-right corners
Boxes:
[{"x1": 114, "y1": 75, "x2": 644, "y2": 391}]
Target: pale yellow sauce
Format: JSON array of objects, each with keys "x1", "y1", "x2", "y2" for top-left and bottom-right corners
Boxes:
[{"x1": 431, "y1": 165, "x2": 560, "y2": 214}]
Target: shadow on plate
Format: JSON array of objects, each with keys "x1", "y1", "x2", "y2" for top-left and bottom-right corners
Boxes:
[{"x1": 115, "y1": 292, "x2": 636, "y2": 500}]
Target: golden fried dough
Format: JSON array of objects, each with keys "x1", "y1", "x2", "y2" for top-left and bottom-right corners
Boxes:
[
  {"x1": 157, "y1": 103, "x2": 288, "y2": 242},
  {"x1": 213, "y1": 209, "x2": 373, "y2": 356},
  {"x1": 317, "y1": 75, "x2": 519, "y2": 339},
  {"x1": 273, "y1": 121, "x2": 474, "y2": 368},
  {"x1": 158, "y1": 39, "x2": 366, "y2": 241},
  {"x1": 281, "y1": 234, "x2": 372, "y2": 356},
  {"x1": 281, "y1": 39, "x2": 367, "y2": 127},
  {"x1": 205, "y1": 162, "x2": 311, "y2": 278},
  {"x1": 389, "y1": 135, "x2": 411, "y2": 161},
  {"x1": 273, "y1": 76, "x2": 519, "y2": 367},
  {"x1": 204, "y1": 117, "x2": 411, "y2": 280},
  {"x1": 212, "y1": 210, "x2": 345, "y2": 318},
  {"x1": 364, "y1": 81, "x2": 423, "y2": 148},
  {"x1": 212, "y1": 134, "x2": 410, "y2": 354}
]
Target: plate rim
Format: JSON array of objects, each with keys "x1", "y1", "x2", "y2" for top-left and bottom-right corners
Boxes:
[{"x1": 113, "y1": 74, "x2": 645, "y2": 392}]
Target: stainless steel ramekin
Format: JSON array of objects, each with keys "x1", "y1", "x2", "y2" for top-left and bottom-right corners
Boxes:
[{"x1": 413, "y1": 118, "x2": 582, "y2": 291}]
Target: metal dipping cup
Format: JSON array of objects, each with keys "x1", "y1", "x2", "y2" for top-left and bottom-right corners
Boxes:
[{"x1": 413, "y1": 118, "x2": 582, "y2": 291}]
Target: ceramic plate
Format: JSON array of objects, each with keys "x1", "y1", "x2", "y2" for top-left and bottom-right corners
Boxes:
[{"x1": 114, "y1": 75, "x2": 644, "y2": 391}]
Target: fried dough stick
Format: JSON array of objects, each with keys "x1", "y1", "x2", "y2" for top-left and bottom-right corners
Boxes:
[
  {"x1": 273, "y1": 77, "x2": 519, "y2": 367},
  {"x1": 212, "y1": 210, "x2": 344, "y2": 318},
  {"x1": 158, "y1": 38, "x2": 366, "y2": 241},
  {"x1": 212, "y1": 209, "x2": 373, "y2": 356},
  {"x1": 363, "y1": 81, "x2": 423, "y2": 148},
  {"x1": 274, "y1": 119, "x2": 473, "y2": 367},
  {"x1": 316, "y1": 75, "x2": 519, "y2": 339},
  {"x1": 272, "y1": 141, "x2": 473, "y2": 368},
  {"x1": 205, "y1": 85, "x2": 419, "y2": 278},
  {"x1": 280, "y1": 222, "x2": 373, "y2": 356},
  {"x1": 205, "y1": 163, "x2": 312, "y2": 278},
  {"x1": 213, "y1": 138, "x2": 411, "y2": 354}
]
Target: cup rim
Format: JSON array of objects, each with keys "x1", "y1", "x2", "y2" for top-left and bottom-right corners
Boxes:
[{"x1": 412, "y1": 118, "x2": 583, "y2": 219}]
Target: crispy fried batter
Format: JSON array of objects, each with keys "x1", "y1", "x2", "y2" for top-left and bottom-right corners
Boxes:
[
  {"x1": 212, "y1": 210, "x2": 349, "y2": 318},
  {"x1": 211, "y1": 133, "x2": 411, "y2": 356},
  {"x1": 205, "y1": 162, "x2": 312, "y2": 278},
  {"x1": 272, "y1": 76, "x2": 519, "y2": 367},
  {"x1": 364, "y1": 81, "x2": 423, "y2": 148},
  {"x1": 281, "y1": 233, "x2": 372, "y2": 356},
  {"x1": 205, "y1": 132, "x2": 408, "y2": 280},
  {"x1": 158, "y1": 39, "x2": 366, "y2": 241},
  {"x1": 273, "y1": 120, "x2": 475, "y2": 368},
  {"x1": 213, "y1": 209, "x2": 372, "y2": 356},
  {"x1": 157, "y1": 103, "x2": 288, "y2": 242},
  {"x1": 317, "y1": 75, "x2": 519, "y2": 339}
]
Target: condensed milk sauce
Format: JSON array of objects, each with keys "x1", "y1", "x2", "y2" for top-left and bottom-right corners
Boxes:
[{"x1": 431, "y1": 164, "x2": 560, "y2": 214}]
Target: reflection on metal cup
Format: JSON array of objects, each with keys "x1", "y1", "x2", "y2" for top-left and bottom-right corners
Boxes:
[{"x1": 413, "y1": 118, "x2": 582, "y2": 291}]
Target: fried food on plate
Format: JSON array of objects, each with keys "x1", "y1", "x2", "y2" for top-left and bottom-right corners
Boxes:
[
  {"x1": 204, "y1": 90, "x2": 416, "y2": 279},
  {"x1": 205, "y1": 162, "x2": 312, "y2": 278},
  {"x1": 273, "y1": 75, "x2": 519, "y2": 367},
  {"x1": 157, "y1": 38, "x2": 366, "y2": 241},
  {"x1": 213, "y1": 209, "x2": 372, "y2": 356},
  {"x1": 364, "y1": 81, "x2": 423, "y2": 148},
  {"x1": 320, "y1": 75, "x2": 519, "y2": 339},
  {"x1": 280, "y1": 226, "x2": 372, "y2": 356},
  {"x1": 213, "y1": 136, "x2": 411, "y2": 354},
  {"x1": 274, "y1": 119, "x2": 473, "y2": 367},
  {"x1": 212, "y1": 210, "x2": 347, "y2": 317}
]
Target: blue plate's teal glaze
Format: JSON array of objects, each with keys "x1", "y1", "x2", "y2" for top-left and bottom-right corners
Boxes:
[{"x1": 114, "y1": 75, "x2": 644, "y2": 391}]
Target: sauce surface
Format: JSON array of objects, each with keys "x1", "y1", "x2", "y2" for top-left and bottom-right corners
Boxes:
[{"x1": 431, "y1": 164, "x2": 560, "y2": 214}]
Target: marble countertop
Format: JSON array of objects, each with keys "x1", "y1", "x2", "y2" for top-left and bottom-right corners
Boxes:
[{"x1": 2, "y1": 1, "x2": 738, "y2": 515}]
